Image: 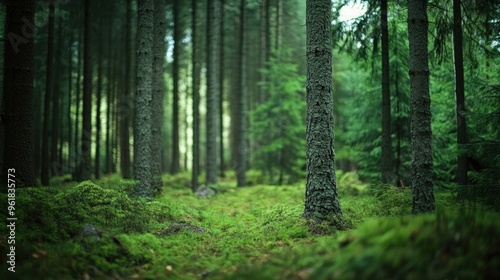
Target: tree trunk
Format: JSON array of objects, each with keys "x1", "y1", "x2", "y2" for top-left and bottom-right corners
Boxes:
[
  {"x1": 206, "y1": 0, "x2": 221, "y2": 186},
  {"x1": 408, "y1": 0, "x2": 435, "y2": 214},
  {"x1": 95, "y1": 12, "x2": 103, "y2": 180},
  {"x1": 73, "y1": 24, "x2": 82, "y2": 180},
  {"x1": 41, "y1": 0, "x2": 55, "y2": 185},
  {"x1": 381, "y1": 0, "x2": 393, "y2": 184},
  {"x1": 51, "y1": 15, "x2": 63, "y2": 178},
  {"x1": 303, "y1": 0, "x2": 342, "y2": 219},
  {"x1": 133, "y1": 0, "x2": 154, "y2": 199},
  {"x1": 453, "y1": 0, "x2": 468, "y2": 187},
  {"x1": 152, "y1": 0, "x2": 166, "y2": 194},
  {"x1": 236, "y1": 0, "x2": 247, "y2": 187},
  {"x1": 219, "y1": 0, "x2": 226, "y2": 178},
  {"x1": 120, "y1": 0, "x2": 132, "y2": 179},
  {"x1": 79, "y1": 0, "x2": 93, "y2": 181},
  {"x1": 1, "y1": 0, "x2": 36, "y2": 187},
  {"x1": 192, "y1": 0, "x2": 201, "y2": 192},
  {"x1": 171, "y1": 0, "x2": 181, "y2": 174}
]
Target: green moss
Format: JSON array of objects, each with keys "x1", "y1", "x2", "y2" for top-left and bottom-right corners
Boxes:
[{"x1": 5, "y1": 171, "x2": 497, "y2": 280}]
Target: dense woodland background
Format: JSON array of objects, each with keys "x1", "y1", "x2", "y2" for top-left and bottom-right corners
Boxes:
[{"x1": 0, "y1": 0, "x2": 499, "y2": 279}]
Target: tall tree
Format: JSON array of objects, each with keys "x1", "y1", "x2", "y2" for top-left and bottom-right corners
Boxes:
[
  {"x1": 219, "y1": 0, "x2": 226, "y2": 177},
  {"x1": 236, "y1": 0, "x2": 247, "y2": 187},
  {"x1": 133, "y1": 0, "x2": 154, "y2": 199},
  {"x1": 41, "y1": 0, "x2": 55, "y2": 185},
  {"x1": 1, "y1": 0, "x2": 36, "y2": 187},
  {"x1": 152, "y1": 0, "x2": 166, "y2": 194},
  {"x1": 171, "y1": 0, "x2": 181, "y2": 174},
  {"x1": 453, "y1": 0, "x2": 467, "y2": 186},
  {"x1": 95, "y1": 10, "x2": 104, "y2": 180},
  {"x1": 78, "y1": 0, "x2": 93, "y2": 181},
  {"x1": 408, "y1": 0, "x2": 435, "y2": 213},
  {"x1": 192, "y1": 0, "x2": 201, "y2": 191},
  {"x1": 51, "y1": 15, "x2": 63, "y2": 177},
  {"x1": 120, "y1": 0, "x2": 132, "y2": 179},
  {"x1": 206, "y1": 0, "x2": 221, "y2": 186},
  {"x1": 380, "y1": 0, "x2": 392, "y2": 184},
  {"x1": 303, "y1": 0, "x2": 343, "y2": 220}
]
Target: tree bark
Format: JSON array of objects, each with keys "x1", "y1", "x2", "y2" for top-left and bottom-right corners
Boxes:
[
  {"x1": 1, "y1": 0, "x2": 36, "y2": 187},
  {"x1": 303, "y1": 0, "x2": 342, "y2": 219},
  {"x1": 133, "y1": 0, "x2": 155, "y2": 199},
  {"x1": 408, "y1": 0, "x2": 435, "y2": 214}
]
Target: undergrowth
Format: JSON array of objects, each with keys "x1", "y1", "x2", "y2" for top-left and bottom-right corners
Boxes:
[{"x1": 0, "y1": 170, "x2": 498, "y2": 279}]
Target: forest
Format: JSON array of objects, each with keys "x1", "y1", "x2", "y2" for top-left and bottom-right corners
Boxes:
[{"x1": 0, "y1": 0, "x2": 499, "y2": 279}]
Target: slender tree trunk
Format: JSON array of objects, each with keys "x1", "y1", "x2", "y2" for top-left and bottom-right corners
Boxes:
[
  {"x1": 453, "y1": 0, "x2": 468, "y2": 187},
  {"x1": 236, "y1": 0, "x2": 247, "y2": 187},
  {"x1": 95, "y1": 14, "x2": 103, "y2": 179},
  {"x1": 67, "y1": 30, "x2": 73, "y2": 177},
  {"x1": 172, "y1": 0, "x2": 181, "y2": 174},
  {"x1": 192, "y1": 0, "x2": 201, "y2": 191},
  {"x1": 259, "y1": 0, "x2": 268, "y2": 104},
  {"x1": 152, "y1": 0, "x2": 166, "y2": 194},
  {"x1": 276, "y1": 0, "x2": 283, "y2": 50},
  {"x1": 41, "y1": 0, "x2": 55, "y2": 185},
  {"x1": 303, "y1": 0, "x2": 342, "y2": 220},
  {"x1": 51, "y1": 15, "x2": 64, "y2": 177},
  {"x1": 73, "y1": 25, "x2": 82, "y2": 180},
  {"x1": 206, "y1": 0, "x2": 221, "y2": 186},
  {"x1": 133, "y1": 0, "x2": 154, "y2": 199},
  {"x1": 120, "y1": 0, "x2": 132, "y2": 179},
  {"x1": 1, "y1": 0, "x2": 36, "y2": 187},
  {"x1": 408, "y1": 0, "x2": 435, "y2": 214},
  {"x1": 381, "y1": 0, "x2": 392, "y2": 184},
  {"x1": 79, "y1": 0, "x2": 93, "y2": 181},
  {"x1": 105, "y1": 7, "x2": 113, "y2": 175},
  {"x1": 219, "y1": 0, "x2": 226, "y2": 177}
]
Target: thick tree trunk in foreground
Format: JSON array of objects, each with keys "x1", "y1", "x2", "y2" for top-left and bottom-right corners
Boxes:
[
  {"x1": 133, "y1": 0, "x2": 154, "y2": 199},
  {"x1": 303, "y1": 0, "x2": 342, "y2": 219},
  {"x1": 408, "y1": 0, "x2": 435, "y2": 214},
  {"x1": 2, "y1": 0, "x2": 36, "y2": 187}
]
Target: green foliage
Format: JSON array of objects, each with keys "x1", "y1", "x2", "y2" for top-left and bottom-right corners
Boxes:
[{"x1": 250, "y1": 47, "x2": 306, "y2": 185}]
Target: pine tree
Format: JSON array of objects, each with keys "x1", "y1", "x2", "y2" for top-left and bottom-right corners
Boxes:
[
  {"x1": 408, "y1": 0, "x2": 435, "y2": 213},
  {"x1": 303, "y1": 0, "x2": 343, "y2": 220},
  {"x1": 133, "y1": 0, "x2": 155, "y2": 199},
  {"x1": 206, "y1": 0, "x2": 221, "y2": 186}
]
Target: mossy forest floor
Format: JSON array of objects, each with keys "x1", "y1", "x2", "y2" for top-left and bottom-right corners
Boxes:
[{"x1": 1, "y1": 171, "x2": 499, "y2": 279}]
